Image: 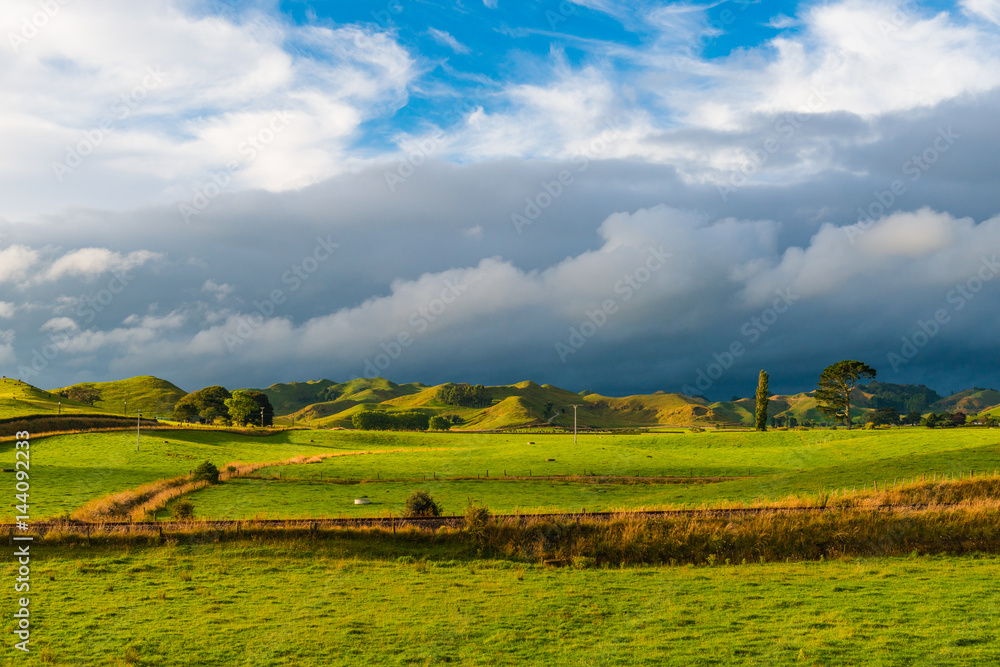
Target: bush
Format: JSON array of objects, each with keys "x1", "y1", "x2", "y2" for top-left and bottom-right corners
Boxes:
[
  {"x1": 404, "y1": 490, "x2": 442, "y2": 517},
  {"x1": 172, "y1": 500, "x2": 194, "y2": 520},
  {"x1": 465, "y1": 504, "x2": 492, "y2": 544},
  {"x1": 428, "y1": 415, "x2": 452, "y2": 431},
  {"x1": 192, "y1": 460, "x2": 220, "y2": 484}
]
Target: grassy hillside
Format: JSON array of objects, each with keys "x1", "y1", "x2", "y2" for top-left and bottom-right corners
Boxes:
[
  {"x1": 255, "y1": 378, "x2": 338, "y2": 415},
  {"x1": 300, "y1": 380, "x2": 715, "y2": 430},
  {"x1": 931, "y1": 388, "x2": 1000, "y2": 415},
  {"x1": 53, "y1": 375, "x2": 187, "y2": 419},
  {"x1": 0, "y1": 378, "x2": 99, "y2": 418},
  {"x1": 261, "y1": 378, "x2": 426, "y2": 420}
]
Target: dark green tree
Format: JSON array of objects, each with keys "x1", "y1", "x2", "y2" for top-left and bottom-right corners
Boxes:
[
  {"x1": 815, "y1": 361, "x2": 876, "y2": 429},
  {"x1": 866, "y1": 406, "x2": 900, "y2": 427},
  {"x1": 224, "y1": 390, "x2": 258, "y2": 426},
  {"x1": 905, "y1": 410, "x2": 923, "y2": 426},
  {"x1": 192, "y1": 460, "x2": 220, "y2": 484},
  {"x1": 428, "y1": 415, "x2": 452, "y2": 431},
  {"x1": 59, "y1": 386, "x2": 101, "y2": 405},
  {"x1": 247, "y1": 390, "x2": 274, "y2": 427},
  {"x1": 404, "y1": 490, "x2": 442, "y2": 517},
  {"x1": 173, "y1": 385, "x2": 232, "y2": 424},
  {"x1": 754, "y1": 370, "x2": 769, "y2": 432}
]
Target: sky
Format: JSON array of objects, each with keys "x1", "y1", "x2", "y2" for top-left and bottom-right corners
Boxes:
[{"x1": 1, "y1": 0, "x2": 999, "y2": 400}]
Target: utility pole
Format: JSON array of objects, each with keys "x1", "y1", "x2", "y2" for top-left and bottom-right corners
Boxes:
[
  {"x1": 261, "y1": 407, "x2": 264, "y2": 428},
  {"x1": 569, "y1": 404, "x2": 582, "y2": 447}
]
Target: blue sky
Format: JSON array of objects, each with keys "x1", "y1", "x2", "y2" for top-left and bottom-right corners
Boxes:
[{"x1": 1, "y1": 0, "x2": 1000, "y2": 399}]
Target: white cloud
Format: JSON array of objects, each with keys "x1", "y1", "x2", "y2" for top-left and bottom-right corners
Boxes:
[
  {"x1": 964, "y1": 0, "x2": 1000, "y2": 25},
  {"x1": 0, "y1": 302, "x2": 14, "y2": 318},
  {"x1": 0, "y1": 245, "x2": 39, "y2": 284},
  {"x1": 741, "y1": 208, "x2": 1000, "y2": 304},
  {"x1": 427, "y1": 28, "x2": 470, "y2": 54},
  {"x1": 0, "y1": 1, "x2": 417, "y2": 219},
  {"x1": 43, "y1": 248, "x2": 161, "y2": 282},
  {"x1": 679, "y1": 0, "x2": 1000, "y2": 129},
  {"x1": 767, "y1": 14, "x2": 799, "y2": 29},
  {"x1": 202, "y1": 279, "x2": 235, "y2": 302},
  {"x1": 42, "y1": 317, "x2": 79, "y2": 333}
]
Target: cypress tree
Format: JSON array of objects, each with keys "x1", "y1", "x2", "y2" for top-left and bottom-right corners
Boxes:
[{"x1": 755, "y1": 370, "x2": 769, "y2": 432}]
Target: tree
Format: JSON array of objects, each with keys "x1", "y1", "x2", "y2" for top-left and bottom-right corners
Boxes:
[
  {"x1": 225, "y1": 390, "x2": 259, "y2": 426},
  {"x1": 246, "y1": 390, "x2": 274, "y2": 427},
  {"x1": 437, "y1": 383, "x2": 491, "y2": 408},
  {"x1": 192, "y1": 460, "x2": 220, "y2": 484},
  {"x1": 815, "y1": 360, "x2": 876, "y2": 429},
  {"x1": 866, "y1": 406, "x2": 900, "y2": 427},
  {"x1": 404, "y1": 490, "x2": 442, "y2": 517},
  {"x1": 173, "y1": 385, "x2": 232, "y2": 424},
  {"x1": 905, "y1": 410, "x2": 923, "y2": 426},
  {"x1": 59, "y1": 386, "x2": 101, "y2": 405},
  {"x1": 428, "y1": 415, "x2": 452, "y2": 431},
  {"x1": 754, "y1": 370, "x2": 769, "y2": 432}
]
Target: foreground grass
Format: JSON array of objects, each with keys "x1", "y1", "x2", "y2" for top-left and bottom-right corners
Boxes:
[{"x1": 2, "y1": 539, "x2": 998, "y2": 666}]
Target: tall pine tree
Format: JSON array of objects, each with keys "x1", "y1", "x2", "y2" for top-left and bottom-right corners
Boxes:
[{"x1": 755, "y1": 370, "x2": 769, "y2": 432}]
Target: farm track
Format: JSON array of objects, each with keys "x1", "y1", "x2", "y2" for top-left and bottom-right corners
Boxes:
[{"x1": 3, "y1": 504, "x2": 968, "y2": 536}]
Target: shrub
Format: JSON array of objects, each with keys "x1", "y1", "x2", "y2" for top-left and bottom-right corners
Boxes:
[
  {"x1": 428, "y1": 415, "x2": 452, "y2": 431},
  {"x1": 172, "y1": 500, "x2": 194, "y2": 520},
  {"x1": 464, "y1": 504, "x2": 492, "y2": 544},
  {"x1": 404, "y1": 490, "x2": 442, "y2": 517},
  {"x1": 192, "y1": 460, "x2": 220, "y2": 484}
]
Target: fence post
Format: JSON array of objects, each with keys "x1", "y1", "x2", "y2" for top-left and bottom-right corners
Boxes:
[{"x1": 873, "y1": 480, "x2": 878, "y2": 492}]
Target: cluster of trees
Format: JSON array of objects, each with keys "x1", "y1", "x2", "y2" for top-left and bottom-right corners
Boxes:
[
  {"x1": 58, "y1": 386, "x2": 101, "y2": 405},
  {"x1": 437, "y1": 383, "x2": 491, "y2": 408},
  {"x1": 770, "y1": 415, "x2": 799, "y2": 428},
  {"x1": 864, "y1": 381, "x2": 941, "y2": 414},
  {"x1": 351, "y1": 410, "x2": 430, "y2": 431},
  {"x1": 173, "y1": 386, "x2": 273, "y2": 426},
  {"x1": 921, "y1": 412, "x2": 969, "y2": 428}
]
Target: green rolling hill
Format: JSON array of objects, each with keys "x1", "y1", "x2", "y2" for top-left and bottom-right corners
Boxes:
[
  {"x1": 0, "y1": 373, "x2": 992, "y2": 430},
  {"x1": 52, "y1": 376, "x2": 187, "y2": 419}
]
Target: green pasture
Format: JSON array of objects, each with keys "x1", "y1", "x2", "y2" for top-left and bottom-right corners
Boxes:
[
  {"x1": 2, "y1": 539, "x2": 998, "y2": 666},
  {"x1": 177, "y1": 428, "x2": 1000, "y2": 518},
  {"x1": 0, "y1": 429, "x2": 405, "y2": 520},
  {"x1": 3, "y1": 426, "x2": 999, "y2": 520}
]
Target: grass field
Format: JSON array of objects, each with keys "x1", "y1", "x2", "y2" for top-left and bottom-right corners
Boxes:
[
  {"x1": 6, "y1": 427, "x2": 1000, "y2": 520},
  {"x1": 2, "y1": 537, "x2": 998, "y2": 666},
  {"x1": 172, "y1": 428, "x2": 1000, "y2": 519},
  {"x1": 4, "y1": 425, "x2": 1000, "y2": 665}
]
